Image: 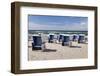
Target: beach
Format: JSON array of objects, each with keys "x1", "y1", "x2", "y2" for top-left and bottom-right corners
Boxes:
[
  {"x1": 28, "y1": 39, "x2": 88, "y2": 61},
  {"x1": 28, "y1": 15, "x2": 88, "y2": 61}
]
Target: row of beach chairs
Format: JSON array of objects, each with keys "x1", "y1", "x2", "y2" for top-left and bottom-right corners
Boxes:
[
  {"x1": 31, "y1": 34, "x2": 87, "y2": 50},
  {"x1": 48, "y1": 34, "x2": 87, "y2": 43}
]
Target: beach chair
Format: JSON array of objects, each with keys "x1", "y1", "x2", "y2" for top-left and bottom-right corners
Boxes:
[
  {"x1": 62, "y1": 35, "x2": 71, "y2": 46},
  {"x1": 78, "y1": 34, "x2": 85, "y2": 43},
  {"x1": 32, "y1": 36, "x2": 45, "y2": 50},
  {"x1": 58, "y1": 34, "x2": 64, "y2": 42},
  {"x1": 73, "y1": 34, "x2": 79, "y2": 41},
  {"x1": 85, "y1": 36, "x2": 88, "y2": 43},
  {"x1": 48, "y1": 34, "x2": 54, "y2": 43}
]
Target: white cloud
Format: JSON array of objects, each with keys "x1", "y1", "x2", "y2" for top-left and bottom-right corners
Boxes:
[{"x1": 28, "y1": 21, "x2": 88, "y2": 31}]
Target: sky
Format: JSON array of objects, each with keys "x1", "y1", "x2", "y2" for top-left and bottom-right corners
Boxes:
[{"x1": 28, "y1": 15, "x2": 88, "y2": 31}]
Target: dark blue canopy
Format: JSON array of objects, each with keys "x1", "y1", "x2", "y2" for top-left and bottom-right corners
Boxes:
[
  {"x1": 48, "y1": 34, "x2": 54, "y2": 43},
  {"x1": 62, "y1": 36, "x2": 70, "y2": 42},
  {"x1": 33, "y1": 36, "x2": 42, "y2": 46},
  {"x1": 78, "y1": 35, "x2": 85, "y2": 43},
  {"x1": 58, "y1": 34, "x2": 64, "y2": 42},
  {"x1": 32, "y1": 36, "x2": 43, "y2": 50}
]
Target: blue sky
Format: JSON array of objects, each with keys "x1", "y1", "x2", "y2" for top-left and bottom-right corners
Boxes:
[{"x1": 28, "y1": 15, "x2": 88, "y2": 31}]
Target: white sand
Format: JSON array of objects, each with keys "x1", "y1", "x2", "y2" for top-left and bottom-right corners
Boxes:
[{"x1": 28, "y1": 41, "x2": 88, "y2": 61}]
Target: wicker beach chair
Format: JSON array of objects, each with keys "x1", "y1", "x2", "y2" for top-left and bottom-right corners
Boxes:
[
  {"x1": 78, "y1": 34, "x2": 85, "y2": 43},
  {"x1": 58, "y1": 34, "x2": 64, "y2": 42},
  {"x1": 62, "y1": 35, "x2": 71, "y2": 46},
  {"x1": 73, "y1": 34, "x2": 79, "y2": 41},
  {"x1": 48, "y1": 34, "x2": 54, "y2": 43},
  {"x1": 32, "y1": 36, "x2": 45, "y2": 50}
]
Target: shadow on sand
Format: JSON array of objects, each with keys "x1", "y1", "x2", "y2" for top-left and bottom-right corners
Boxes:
[
  {"x1": 70, "y1": 46, "x2": 81, "y2": 48},
  {"x1": 42, "y1": 49, "x2": 57, "y2": 52}
]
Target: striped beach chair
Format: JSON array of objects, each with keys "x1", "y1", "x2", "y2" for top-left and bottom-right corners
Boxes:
[
  {"x1": 48, "y1": 34, "x2": 54, "y2": 43},
  {"x1": 58, "y1": 34, "x2": 64, "y2": 42},
  {"x1": 32, "y1": 35, "x2": 45, "y2": 50},
  {"x1": 78, "y1": 34, "x2": 85, "y2": 43},
  {"x1": 73, "y1": 34, "x2": 79, "y2": 41},
  {"x1": 62, "y1": 35, "x2": 72, "y2": 46}
]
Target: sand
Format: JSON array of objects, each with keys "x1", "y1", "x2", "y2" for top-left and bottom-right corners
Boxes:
[{"x1": 28, "y1": 40, "x2": 88, "y2": 61}]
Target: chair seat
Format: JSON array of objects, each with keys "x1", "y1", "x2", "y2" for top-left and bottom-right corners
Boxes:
[
  {"x1": 34, "y1": 46, "x2": 41, "y2": 48},
  {"x1": 32, "y1": 42, "x2": 45, "y2": 50}
]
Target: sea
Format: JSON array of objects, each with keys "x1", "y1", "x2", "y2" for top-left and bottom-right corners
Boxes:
[
  {"x1": 28, "y1": 30, "x2": 88, "y2": 42},
  {"x1": 28, "y1": 30, "x2": 88, "y2": 35}
]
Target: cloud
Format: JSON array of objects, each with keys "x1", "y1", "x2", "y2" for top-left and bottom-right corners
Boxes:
[
  {"x1": 64, "y1": 22, "x2": 87, "y2": 31},
  {"x1": 28, "y1": 21, "x2": 88, "y2": 31},
  {"x1": 28, "y1": 22, "x2": 65, "y2": 30},
  {"x1": 80, "y1": 22, "x2": 86, "y2": 25}
]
